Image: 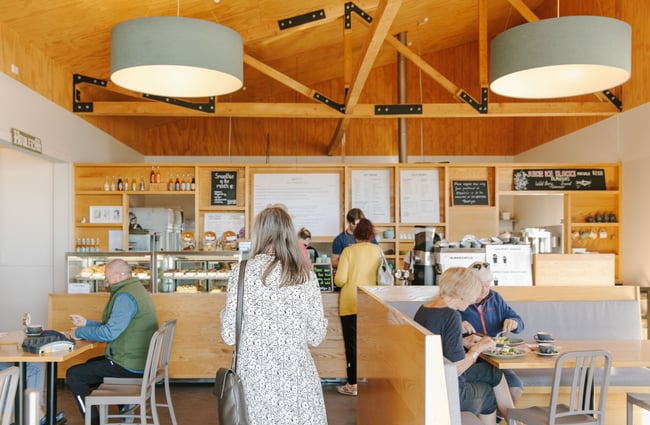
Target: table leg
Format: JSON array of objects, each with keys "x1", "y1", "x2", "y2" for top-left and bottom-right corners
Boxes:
[
  {"x1": 46, "y1": 362, "x2": 57, "y2": 425},
  {"x1": 14, "y1": 362, "x2": 27, "y2": 425}
]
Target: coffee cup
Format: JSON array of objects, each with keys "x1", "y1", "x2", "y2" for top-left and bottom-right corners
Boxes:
[
  {"x1": 25, "y1": 324, "x2": 43, "y2": 335},
  {"x1": 535, "y1": 331, "x2": 553, "y2": 341},
  {"x1": 538, "y1": 343, "x2": 556, "y2": 354}
]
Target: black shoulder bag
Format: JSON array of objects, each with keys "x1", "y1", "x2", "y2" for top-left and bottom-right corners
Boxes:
[{"x1": 213, "y1": 260, "x2": 250, "y2": 425}]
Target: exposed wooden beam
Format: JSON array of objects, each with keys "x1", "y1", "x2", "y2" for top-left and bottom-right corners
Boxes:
[
  {"x1": 328, "y1": 0, "x2": 404, "y2": 155},
  {"x1": 77, "y1": 101, "x2": 616, "y2": 119},
  {"x1": 478, "y1": 0, "x2": 489, "y2": 87},
  {"x1": 506, "y1": 0, "x2": 540, "y2": 22},
  {"x1": 244, "y1": 54, "x2": 317, "y2": 101}
]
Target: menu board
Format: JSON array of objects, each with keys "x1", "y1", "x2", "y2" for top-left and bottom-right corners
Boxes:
[
  {"x1": 351, "y1": 169, "x2": 391, "y2": 223},
  {"x1": 452, "y1": 180, "x2": 489, "y2": 205},
  {"x1": 513, "y1": 169, "x2": 606, "y2": 191},
  {"x1": 252, "y1": 173, "x2": 340, "y2": 236},
  {"x1": 400, "y1": 169, "x2": 441, "y2": 223},
  {"x1": 313, "y1": 263, "x2": 333, "y2": 291},
  {"x1": 485, "y1": 244, "x2": 532, "y2": 286},
  {"x1": 210, "y1": 171, "x2": 237, "y2": 205}
]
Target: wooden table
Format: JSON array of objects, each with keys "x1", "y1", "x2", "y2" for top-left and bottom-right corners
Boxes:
[
  {"x1": 480, "y1": 340, "x2": 650, "y2": 369},
  {"x1": 0, "y1": 331, "x2": 96, "y2": 425}
]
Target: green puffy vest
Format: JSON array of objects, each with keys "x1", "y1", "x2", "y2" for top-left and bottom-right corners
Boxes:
[{"x1": 102, "y1": 277, "x2": 158, "y2": 371}]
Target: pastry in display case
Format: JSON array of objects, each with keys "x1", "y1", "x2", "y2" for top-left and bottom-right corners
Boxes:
[
  {"x1": 155, "y1": 251, "x2": 242, "y2": 293},
  {"x1": 65, "y1": 252, "x2": 153, "y2": 293}
]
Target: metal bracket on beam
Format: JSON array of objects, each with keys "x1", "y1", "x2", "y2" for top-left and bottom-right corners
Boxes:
[
  {"x1": 143, "y1": 94, "x2": 216, "y2": 113},
  {"x1": 374, "y1": 104, "x2": 423, "y2": 115},
  {"x1": 72, "y1": 74, "x2": 107, "y2": 113},
  {"x1": 602, "y1": 90, "x2": 622, "y2": 111},
  {"x1": 344, "y1": 2, "x2": 373, "y2": 29},
  {"x1": 278, "y1": 9, "x2": 326, "y2": 30},
  {"x1": 313, "y1": 92, "x2": 346, "y2": 113},
  {"x1": 459, "y1": 88, "x2": 488, "y2": 114}
]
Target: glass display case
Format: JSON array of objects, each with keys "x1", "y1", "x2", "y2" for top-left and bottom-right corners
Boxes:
[
  {"x1": 65, "y1": 252, "x2": 154, "y2": 293},
  {"x1": 155, "y1": 251, "x2": 242, "y2": 293}
]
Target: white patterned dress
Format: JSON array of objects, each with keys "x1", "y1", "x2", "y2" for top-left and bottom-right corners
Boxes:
[{"x1": 220, "y1": 254, "x2": 329, "y2": 425}]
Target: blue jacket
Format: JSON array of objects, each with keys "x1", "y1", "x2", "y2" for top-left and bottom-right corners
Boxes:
[{"x1": 459, "y1": 289, "x2": 524, "y2": 336}]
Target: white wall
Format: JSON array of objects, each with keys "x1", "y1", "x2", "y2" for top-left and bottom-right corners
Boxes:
[
  {"x1": 0, "y1": 73, "x2": 143, "y2": 327},
  {"x1": 516, "y1": 102, "x2": 650, "y2": 284}
]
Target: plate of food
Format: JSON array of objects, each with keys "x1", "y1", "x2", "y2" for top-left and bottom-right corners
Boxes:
[
  {"x1": 484, "y1": 347, "x2": 526, "y2": 359},
  {"x1": 493, "y1": 336, "x2": 525, "y2": 347}
]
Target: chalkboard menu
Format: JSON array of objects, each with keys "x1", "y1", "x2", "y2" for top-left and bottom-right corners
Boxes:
[
  {"x1": 513, "y1": 169, "x2": 606, "y2": 191},
  {"x1": 313, "y1": 263, "x2": 333, "y2": 291},
  {"x1": 211, "y1": 171, "x2": 237, "y2": 205},
  {"x1": 452, "y1": 180, "x2": 489, "y2": 205}
]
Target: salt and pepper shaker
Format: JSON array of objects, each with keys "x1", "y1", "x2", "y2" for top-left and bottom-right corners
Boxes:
[{"x1": 22, "y1": 312, "x2": 31, "y2": 327}]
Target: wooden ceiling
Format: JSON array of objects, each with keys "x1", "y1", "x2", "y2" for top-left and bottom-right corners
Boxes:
[{"x1": 0, "y1": 0, "x2": 642, "y2": 157}]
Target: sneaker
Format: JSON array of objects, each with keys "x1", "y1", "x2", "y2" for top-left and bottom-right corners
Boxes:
[{"x1": 336, "y1": 383, "x2": 357, "y2": 396}]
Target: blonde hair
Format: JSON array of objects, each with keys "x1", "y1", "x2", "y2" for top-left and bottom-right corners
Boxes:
[
  {"x1": 250, "y1": 207, "x2": 311, "y2": 287},
  {"x1": 439, "y1": 267, "x2": 482, "y2": 304}
]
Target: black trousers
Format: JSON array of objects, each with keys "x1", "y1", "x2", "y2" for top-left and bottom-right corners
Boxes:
[
  {"x1": 340, "y1": 314, "x2": 357, "y2": 385},
  {"x1": 66, "y1": 356, "x2": 143, "y2": 425}
]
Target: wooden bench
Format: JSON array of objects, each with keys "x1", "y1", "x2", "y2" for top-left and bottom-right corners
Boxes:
[{"x1": 369, "y1": 285, "x2": 649, "y2": 425}]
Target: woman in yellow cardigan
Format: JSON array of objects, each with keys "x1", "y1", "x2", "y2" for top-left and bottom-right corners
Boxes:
[{"x1": 334, "y1": 218, "x2": 381, "y2": 396}]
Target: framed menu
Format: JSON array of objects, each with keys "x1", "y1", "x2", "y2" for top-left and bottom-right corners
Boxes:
[
  {"x1": 210, "y1": 171, "x2": 237, "y2": 205},
  {"x1": 252, "y1": 173, "x2": 340, "y2": 236},
  {"x1": 400, "y1": 169, "x2": 440, "y2": 223},
  {"x1": 351, "y1": 169, "x2": 391, "y2": 223}
]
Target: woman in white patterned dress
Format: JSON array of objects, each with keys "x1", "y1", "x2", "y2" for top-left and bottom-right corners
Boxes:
[{"x1": 220, "y1": 206, "x2": 329, "y2": 425}]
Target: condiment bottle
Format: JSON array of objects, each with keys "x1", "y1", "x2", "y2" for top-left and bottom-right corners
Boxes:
[{"x1": 149, "y1": 166, "x2": 155, "y2": 184}]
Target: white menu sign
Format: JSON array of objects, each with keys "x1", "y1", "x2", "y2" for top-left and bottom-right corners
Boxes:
[
  {"x1": 253, "y1": 173, "x2": 340, "y2": 236},
  {"x1": 485, "y1": 244, "x2": 532, "y2": 286},
  {"x1": 351, "y1": 169, "x2": 391, "y2": 223},
  {"x1": 400, "y1": 169, "x2": 440, "y2": 223}
]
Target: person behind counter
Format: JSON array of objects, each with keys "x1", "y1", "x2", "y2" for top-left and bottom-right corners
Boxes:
[
  {"x1": 414, "y1": 267, "x2": 517, "y2": 425},
  {"x1": 220, "y1": 206, "x2": 328, "y2": 424},
  {"x1": 298, "y1": 227, "x2": 319, "y2": 263},
  {"x1": 460, "y1": 261, "x2": 525, "y2": 403},
  {"x1": 331, "y1": 208, "x2": 377, "y2": 268},
  {"x1": 66, "y1": 259, "x2": 159, "y2": 425},
  {"x1": 334, "y1": 218, "x2": 380, "y2": 396}
]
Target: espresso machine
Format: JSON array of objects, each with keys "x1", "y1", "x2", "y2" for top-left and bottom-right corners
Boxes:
[{"x1": 411, "y1": 226, "x2": 440, "y2": 285}]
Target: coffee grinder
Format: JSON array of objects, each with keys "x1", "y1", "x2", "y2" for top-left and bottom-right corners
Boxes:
[{"x1": 411, "y1": 226, "x2": 439, "y2": 285}]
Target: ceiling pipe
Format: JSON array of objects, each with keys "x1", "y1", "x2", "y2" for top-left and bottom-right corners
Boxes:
[{"x1": 397, "y1": 32, "x2": 408, "y2": 163}]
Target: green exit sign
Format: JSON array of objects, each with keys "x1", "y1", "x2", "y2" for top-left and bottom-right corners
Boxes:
[{"x1": 11, "y1": 128, "x2": 42, "y2": 154}]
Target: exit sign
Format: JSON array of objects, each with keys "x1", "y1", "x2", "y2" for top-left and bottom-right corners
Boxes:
[{"x1": 11, "y1": 128, "x2": 42, "y2": 154}]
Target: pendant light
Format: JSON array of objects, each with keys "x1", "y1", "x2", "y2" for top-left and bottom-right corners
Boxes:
[
  {"x1": 110, "y1": 16, "x2": 243, "y2": 98},
  {"x1": 489, "y1": 16, "x2": 631, "y2": 99}
]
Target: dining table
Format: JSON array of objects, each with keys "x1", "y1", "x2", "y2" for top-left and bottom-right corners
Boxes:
[
  {"x1": 0, "y1": 330, "x2": 97, "y2": 425},
  {"x1": 480, "y1": 339, "x2": 650, "y2": 369}
]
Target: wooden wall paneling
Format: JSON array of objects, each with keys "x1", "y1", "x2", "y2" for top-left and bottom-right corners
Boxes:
[{"x1": 49, "y1": 291, "x2": 346, "y2": 379}]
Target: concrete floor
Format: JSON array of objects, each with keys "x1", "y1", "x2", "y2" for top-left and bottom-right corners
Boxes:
[{"x1": 54, "y1": 381, "x2": 357, "y2": 425}]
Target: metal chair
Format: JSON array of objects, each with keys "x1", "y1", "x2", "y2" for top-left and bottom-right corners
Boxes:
[
  {"x1": 103, "y1": 319, "x2": 178, "y2": 425},
  {"x1": 85, "y1": 327, "x2": 165, "y2": 425},
  {"x1": 507, "y1": 350, "x2": 612, "y2": 425},
  {"x1": 626, "y1": 393, "x2": 650, "y2": 425},
  {"x1": 0, "y1": 366, "x2": 19, "y2": 425}
]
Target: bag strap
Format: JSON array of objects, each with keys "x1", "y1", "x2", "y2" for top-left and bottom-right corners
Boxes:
[{"x1": 232, "y1": 259, "x2": 247, "y2": 372}]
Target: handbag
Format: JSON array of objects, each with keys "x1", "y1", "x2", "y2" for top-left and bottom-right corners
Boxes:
[
  {"x1": 213, "y1": 260, "x2": 251, "y2": 425},
  {"x1": 376, "y1": 246, "x2": 395, "y2": 286}
]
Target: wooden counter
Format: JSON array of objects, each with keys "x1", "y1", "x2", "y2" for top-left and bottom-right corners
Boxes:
[{"x1": 48, "y1": 292, "x2": 345, "y2": 380}]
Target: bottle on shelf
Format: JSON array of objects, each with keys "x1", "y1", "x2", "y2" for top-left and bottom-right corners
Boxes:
[
  {"x1": 155, "y1": 166, "x2": 161, "y2": 183},
  {"x1": 139, "y1": 176, "x2": 145, "y2": 191},
  {"x1": 168, "y1": 174, "x2": 174, "y2": 191},
  {"x1": 131, "y1": 176, "x2": 137, "y2": 191},
  {"x1": 110, "y1": 176, "x2": 116, "y2": 191},
  {"x1": 117, "y1": 176, "x2": 124, "y2": 191},
  {"x1": 175, "y1": 174, "x2": 180, "y2": 191},
  {"x1": 149, "y1": 166, "x2": 155, "y2": 184},
  {"x1": 103, "y1": 176, "x2": 110, "y2": 191},
  {"x1": 190, "y1": 175, "x2": 196, "y2": 191},
  {"x1": 181, "y1": 174, "x2": 188, "y2": 191}
]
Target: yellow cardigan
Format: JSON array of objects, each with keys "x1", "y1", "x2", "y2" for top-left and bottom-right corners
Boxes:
[{"x1": 334, "y1": 242, "x2": 381, "y2": 316}]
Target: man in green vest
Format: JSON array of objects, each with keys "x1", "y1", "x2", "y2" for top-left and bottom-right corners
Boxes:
[{"x1": 66, "y1": 259, "x2": 158, "y2": 425}]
